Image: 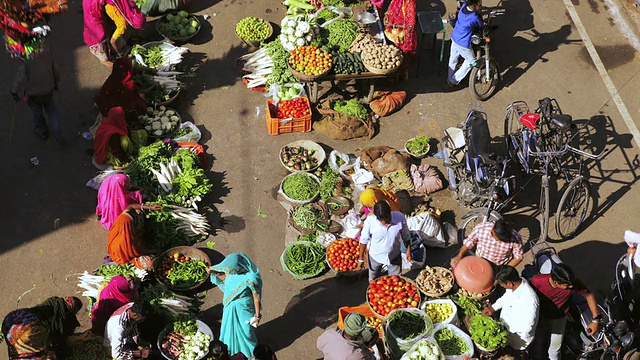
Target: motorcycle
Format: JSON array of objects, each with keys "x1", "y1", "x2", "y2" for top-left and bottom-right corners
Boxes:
[
  {"x1": 442, "y1": 109, "x2": 517, "y2": 237},
  {"x1": 524, "y1": 241, "x2": 640, "y2": 360}
]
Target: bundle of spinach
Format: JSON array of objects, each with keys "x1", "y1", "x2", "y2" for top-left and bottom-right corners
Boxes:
[
  {"x1": 469, "y1": 315, "x2": 508, "y2": 351},
  {"x1": 331, "y1": 99, "x2": 370, "y2": 120},
  {"x1": 319, "y1": 167, "x2": 341, "y2": 200},
  {"x1": 265, "y1": 40, "x2": 296, "y2": 88}
]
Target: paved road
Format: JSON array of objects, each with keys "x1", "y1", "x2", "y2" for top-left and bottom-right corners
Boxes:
[{"x1": 0, "y1": 0, "x2": 639, "y2": 358}]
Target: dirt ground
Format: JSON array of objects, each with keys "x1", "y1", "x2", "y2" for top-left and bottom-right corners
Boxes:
[{"x1": 1, "y1": 0, "x2": 640, "y2": 359}]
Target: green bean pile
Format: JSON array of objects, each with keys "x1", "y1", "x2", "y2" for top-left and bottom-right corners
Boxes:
[
  {"x1": 285, "y1": 243, "x2": 326, "y2": 277},
  {"x1": 435, "y1": 328, "x2": 469, "y2": 355},
  {"x1": 389, "y1": 310, "x2": 427, "y2": 340},
  {"x1": 282, "y1": 173, "x2": 319, "y2": 201},
  {"x1": 292, "y1": 205, "x2": 323, "y2": 230}
]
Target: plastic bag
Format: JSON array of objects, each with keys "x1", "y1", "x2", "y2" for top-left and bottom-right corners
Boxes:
[
  {"x1": 340, "y1": 212, "x2": 362, "y2": 239},
  {"x1": 314, "y1": 6, "x2": 344, "y2": 28},
  {"x1": 407, "y1": 212, "x2": 447, "y2": 248},
  {"x1": 316, "y1": 232, "x2": 337, "y2": 247},
  {"x1": 421, "y1": 299, "x2": 459, "y2": 326},
  {"x1": 264, "y1": 83, "x2": 307, "y2": 105},
  {"x1": 399, "y1": 338, "x2": 445, "y2": 360},
  {"x1": 173, "y1": 121, "x2": 202, "y2": 143},
  {"x1": 402, "y1": 244, "x2": 426, "y2": 270},
  {"x1": 386, "y1": 308, "x2": 433, "y2": 356},
  {"x1": 432, "y1": 323, "x2": 475, "y2": 360},
  {"x1": 351, "y1": 158, "x2": 377, "y2": 188}
]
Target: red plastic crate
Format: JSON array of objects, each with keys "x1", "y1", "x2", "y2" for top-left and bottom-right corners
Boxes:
[{"x1": 266, "y1": 97, "x2": 312, "y2": 135}]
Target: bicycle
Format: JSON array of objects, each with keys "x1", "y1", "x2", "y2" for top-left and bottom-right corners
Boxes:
[{"x1": 504, "y1": 99, "x2": 603, "y2": 240}]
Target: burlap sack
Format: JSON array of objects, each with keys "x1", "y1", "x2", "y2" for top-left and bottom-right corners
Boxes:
[
  {"x1": 360, "y1": 146, "x2": 410, "y2": 179},
  {"x1": 314, "y1": 100, "x2": 375, "y2": 141}
]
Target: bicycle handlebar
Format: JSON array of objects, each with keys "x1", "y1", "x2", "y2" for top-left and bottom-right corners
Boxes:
[{"x1": 527, "y1": 144, "x2": 604, "y2": 159}]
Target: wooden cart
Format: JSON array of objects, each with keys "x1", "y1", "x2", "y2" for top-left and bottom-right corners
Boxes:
[{"x1": 299, "y1": 71, "x2": 397, "y2": 104}]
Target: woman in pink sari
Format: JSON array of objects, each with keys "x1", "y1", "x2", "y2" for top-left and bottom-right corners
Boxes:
[
  {"x1": 91, "y1": 275, "x2": 138, "y2": 336},
  {"x1": 83, "y1": 0, "x2": 146, "y2": 66},
  {"x1": 96, "y1": 173, "x2": 143, "y2": 230}
]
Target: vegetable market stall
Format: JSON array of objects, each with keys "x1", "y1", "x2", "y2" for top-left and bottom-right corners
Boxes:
[{"x1": 301, "y1": 71, "x2": 392, "y2": 104}]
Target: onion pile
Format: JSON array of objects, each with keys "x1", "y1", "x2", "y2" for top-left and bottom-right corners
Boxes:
[{"x1": 281, "y1": 146, "x2": 318, "y2": 171}]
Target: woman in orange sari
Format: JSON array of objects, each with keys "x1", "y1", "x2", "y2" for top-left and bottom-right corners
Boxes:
[{"x1": 107, "y1": 203, "x2": 161, "y2": 267}]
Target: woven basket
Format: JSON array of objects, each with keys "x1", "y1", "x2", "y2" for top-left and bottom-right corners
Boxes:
[
  {"x1": 153, "y1": 246, "x2": 211, "y2": 292},
  {"x1": 280, "y1": 241, "x2": 326, "y2": 280},
  {"x1": 287, "y1": 49, "x2": 333, "y2": 82},
  {"x1": 237, "y1": 20, "x2": 273, "y2": 48},
  {"x1": 156, "y1": 13, "x2": 201, "y2": 43},
  {"x1": 325, "y1": 238, "x2": 363, "y2": 276},
  {"x1": 415, "y1": 266, "x2": 454, "y2": 298},
  {"x1": 288, "y1": 202, "x2": 329, "y2": 234},
  {"x1": 362, "y1": 62, "x2": 400, "y2": 75},
  {"x1": 366, "y1": 275, "x2": 422, "y2": 320},
  {"x1": 279, "y1": 172, "x2": 321, "y2": 205}
]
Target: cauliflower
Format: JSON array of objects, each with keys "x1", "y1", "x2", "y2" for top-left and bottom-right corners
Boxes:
[
  {"x1": 285, "y1": 27, "x2": 295, "y2": 35},
  {"x1": 144, "y1": 125, "x2": 152, "y2": 131},
  {"x1": 146, "y1": 107, "x2": 154, "y2": 115},
  {"x1": 281, "y1": 17, "x2": 289, "y2": 28},
  {"x1": 298, "y1": 21, "x2": 310, "y2": 33},
  {"x1": 288, "y1": 19, "x2": 296, "y2": 28},
  {"x1": 165, "y1": 110, "x2": 175, "y2": 116},
  {"x1": 159, "y1": 105, "x2": 166, "y2": 111},
  {"x1": 161, "y1": 116, "x2": 169, "y2": 123},
  {"x1": 153, "y1": 129, "x2": 163, "y2": 136},
  {"x1": 137, "y1": 115, "x2": 144, "y2": 121},
  {"x1": 295, "y1": 38, "x2": 305, "y2": 47},
  {"x1": 152, "y1": 122, "x2": 161, "y2": 130},
  {"x1": 153, "y1": 110, "x2": 160, "y2": 116},
  {"x1": 170, "y1": 115, "x2": 179, "y2": 122},
  {"x1": 294, "y1": 30, "x2": 303, "y2": 38},
  {"x1": 305, "y1": 34, "x2": 313, "y2": 42}
]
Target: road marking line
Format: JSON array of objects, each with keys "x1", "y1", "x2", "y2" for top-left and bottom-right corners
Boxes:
[
  {"x1": 563, "y1": 0, "x2": 640, "y2": 148},
  {"x1": 604, "y1": 0, "x2": 640, "y2": 52}
]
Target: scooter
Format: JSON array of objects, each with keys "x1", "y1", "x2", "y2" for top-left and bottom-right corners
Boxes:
[{"x1": 524, "y1": 241, "x2": 640, "y2": 360}]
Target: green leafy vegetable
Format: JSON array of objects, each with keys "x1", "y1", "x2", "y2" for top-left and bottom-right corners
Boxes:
[
  {"x1": 453, "y1": 295, "x2": 482, "y2": 316},
  {"x1": 316, "y1": 9, "x2": 337, "y2": 24},
  {"x1": 406, "y1": 135, "x2": 431, "y2": 155},
  {"x1": 131, "y1": 45, "x2": 165, "y2": 68},
  {"x1": 125, "y1": 141, "x2": 174, "y2": 192},
  {"x1": 434, "y1": 328, "x2": 469, "y2": 355},
  {"x1": 319, "y1": 168, "x2": 341, "y2": 200},
  {"x1": 94, "y1": 263, "x2": 136, "y2": 280},
  {"x1": 172, "y1": 315, "x2": 198, "y2": 337},
  {"x1": 331, "y1": 99, "x2": 370, "y2": 120},
  {"x1": 469, "y1": 315, "x2": 508, "y2": 351},
  {"x1": 166, "y1": 259, "x2": 209, "y2": 288},
  {"x1": 264, "y1": 40, "x2": 296, "y2": 88}
]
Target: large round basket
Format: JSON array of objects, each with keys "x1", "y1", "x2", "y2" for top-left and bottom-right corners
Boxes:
[
  {"x1": 236, "y1": 19, "x2": 273, "y2": 48},
  {"x1": 325, "y1": 238, "x2": 364, "y2": 277},
  {"x1": 147, "y1": 107, "x2": 182, "y2": 139},
  {"x1": 287, "y1": 49, "x2": 333, "y2": 82},
  {"x1": 279, "y1": 241, "x2": 326, "y2": 280},
  {"x1": 288, "y1": 202, "x2": 329, "y2": 235},
  {"x1": 279, "y1": 140, "x2": 326, "y2": 173},
  {"x1": 279, "y1": 171, "x2": 321, "y2": 205},
  {"x1": 415, "y1": 266, "x2": 454, "y2": 297},
  {"x1": 156, "y1": 13, "x2": 201, "y2": 43},
  {"x1": 153, "y1": 246, "x2": 211, "y2": 292},
  {"x1": 157, "y1": 320, "x2": 214, "y2": 360},
  {"x1": 362, "y1": 62, "x2": 400, "y2": 75},
  {"x1": 404, "y1": 137, "x2": 431, "y2": 159},
  {"x1": 366, "y1": 275, "x2": 422, "y2": 321}
]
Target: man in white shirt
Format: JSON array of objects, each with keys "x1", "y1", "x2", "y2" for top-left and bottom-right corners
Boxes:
[
  {"x1": 104, "y1": 302, "x2": 151, "y2": 359},
  {"x1": 482, "y1": 266, "x2": 540, "y2": 352},
  {"x1": 358, "y1": 201, "x2": 412, "y2": 282}
]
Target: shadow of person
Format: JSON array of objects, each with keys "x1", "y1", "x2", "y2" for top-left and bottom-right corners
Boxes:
[{"x1": 256, "y1": 276, "x2": 370, "y2": 352}]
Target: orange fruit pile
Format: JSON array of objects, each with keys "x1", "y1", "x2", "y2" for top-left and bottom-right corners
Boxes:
[{"x1": 289, "y1": 46, "x2": 333, "y2": 76}]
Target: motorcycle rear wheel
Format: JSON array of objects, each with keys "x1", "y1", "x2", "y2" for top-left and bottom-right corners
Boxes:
[{"x1": 469, "y1": 58, "x2": 500, "y2": 101}]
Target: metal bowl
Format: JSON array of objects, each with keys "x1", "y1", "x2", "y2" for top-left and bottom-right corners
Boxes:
[
  {"x1": 157, "y1": 320, "x2": 214, "y2": 360},
  {"x1": 153, "y1": 246, "x2": 211, "y2": 292},
  {"x1": 354, "y1": 11, "x2": 376, "y2": 25},
  {"x1": 156, "y1": 13, "x2": 201, "y2": 43}
]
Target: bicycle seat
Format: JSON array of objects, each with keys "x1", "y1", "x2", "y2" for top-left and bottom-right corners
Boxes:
[
  {"x1": 520, "y1": 113, "x2": 540, "y2": 130},
  {"x1": 551, "y1": 114, "x2": 572, "y2": 132}
]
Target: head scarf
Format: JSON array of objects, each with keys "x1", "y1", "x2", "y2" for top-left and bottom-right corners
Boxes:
[
  {"x1": 94, "y1": 106, "x2": 129, "y2": 165},
  {"x1": 210, "y1": 253, "x2": 262, "y2": 306},
  {"x1": 106, "y1": 0, "x2": 145, "y2": 29},
  {"x1": 94, "y1": 57, "x2": 146, "y2": 117},
  {"x1": 96, "y1": 173, "x2": 143, "y2": 230},
  {"x1": 91, "y1": 276, "x2": 138, "y2": 334},
  {"x1": 343, "y1": 313, "x2": 376, "y2": 344},
  {"x1": 31, "y1": 296, "x2": 81, "y2": 336},
  {"x1": 359, "y1": 188, "x2": 402, "y2": 211}
]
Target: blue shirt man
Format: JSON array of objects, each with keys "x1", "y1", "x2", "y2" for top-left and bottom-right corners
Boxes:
[{"x1": 447, "y1": 0, "x2": 484, "y2": 86}]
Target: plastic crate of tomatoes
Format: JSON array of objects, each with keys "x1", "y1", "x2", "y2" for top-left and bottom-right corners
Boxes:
[
  {"x1": 266, "y1": 97, "x2": 312, "y2": 135},
  {"x1": 366, "y1": 275, "x2": 421, "y2": 319}
]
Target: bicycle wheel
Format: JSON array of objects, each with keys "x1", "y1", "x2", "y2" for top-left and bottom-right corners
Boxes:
[
  {"x1": 556, "y1": 176, "x2": 591, "y2": 239},
  {"x1": 469, "y1": 58, "x2": 500, "y2": 101},
  {"x1": 539, "y1": 176, "x2": 550, "y2": 241},
  {"x1": 458, "y1": 209, "x2": 502, "y2": 240}
]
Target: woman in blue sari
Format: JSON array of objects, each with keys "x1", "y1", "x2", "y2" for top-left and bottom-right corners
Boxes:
[{"x1": 210, "y1": 253, "x2": 262, "y2": 358}]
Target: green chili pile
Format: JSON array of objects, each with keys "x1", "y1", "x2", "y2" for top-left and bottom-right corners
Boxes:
[
  {"x1": 434, "y1": 328, "x2": 469, "y2": 355},
  {"x1": 285, "y1": 242, "x2": 326, "y2": 277},
  {"x1": 389, "y1": 310, "x2": 427, "y2": 340},
  {"x1": 282, "y1": 173, "x2": 320, "y2": 201},
  {"x1": 166, "y1": 259, "x2": 209, "y2": 288},
  {"x1": 95, "y1": 263, "x2": 135, "y2": 279}
]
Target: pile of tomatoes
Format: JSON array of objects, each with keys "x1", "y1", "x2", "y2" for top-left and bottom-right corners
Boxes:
[
  {"x1": 327, "y1": 238, "x2": 360, "y2": 272},
  {"x1": 274, "y1": 97, "x2": 310, "y2": 119},
  {"x1": 289, "y1": 46, "x2": 333, "y2": 76},
  {"x1": 367, "y1": 275, "x2": 421, "y2": 317}
]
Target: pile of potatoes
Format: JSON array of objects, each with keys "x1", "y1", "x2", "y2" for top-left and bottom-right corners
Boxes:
[
  {"x1": 348, "y1": 33, "x2": 378, "y2": 53},
  {"x1": 359, "y1": 43, "x2": 403, "y2": 72}
]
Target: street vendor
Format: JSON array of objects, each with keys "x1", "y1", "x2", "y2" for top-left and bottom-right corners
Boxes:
[
  {"x1": 2, "y1": 296, "x2": 82, "y2": 359},
  {"x1": 104, "y1": 302, "x2": 151, "y2": 360},
  {"x1": 317, "y1": 313, "x2": 377, "y2": 360},
  {"x1": 359, "y1": 188, "x2": 402, "y2": 218},
  {"x1": 83, "y1": 0, "x2": 146, "y2": 66},
  {"x1": 91, "y1": 275, "x2": 139, "y2": 337},
  {"x1": 358, "y1": 201, "x2": 412, "y2": 282},
  {"x1": 94, "y1": 57, "x2": 146, "y2": 117},
  {"x1": 107, "y1": 203, "x2": 162, "y2": 267},
  {"x1": 482, "y1": 266, "x2": 539, "y2": 352},
  {"x1": 450, "y1": 219, "x2": 523, "y2": 268},
  {"x1": 96, "y1": 173, "x2": 143, "y2": 231},
  {"x1": 94, "y1": 107, "x2": 133, "y2": 168},
  {"x1": 530, "y1": 263, "x2": 600, "y2": 360}
]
